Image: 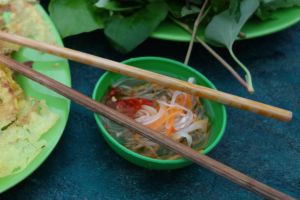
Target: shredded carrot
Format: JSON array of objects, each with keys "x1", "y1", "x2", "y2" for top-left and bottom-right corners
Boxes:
[
  {"x1": 176, "y1": 93, "x2": 193, "y2": 109},
  {"x1": 166, "y1": 107, "x2": 183, "y2": 136},
  {"x1": 143, "y1": 93, "x2": 193, "y2": 137},
  {"x1": 184, "y1": 94, "x2": 193, "y2": 109},
  {"x1": 147, "y1": 111, "x2": 168, "y2": 130},
  {"x1": 166, "y1": 126, "x2": 176, "y2": 136},
  {"x1": 147, "y1": 106, "x2": 184, "y2": 137}
]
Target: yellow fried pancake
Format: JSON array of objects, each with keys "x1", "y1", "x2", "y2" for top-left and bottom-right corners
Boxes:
[
  {"x1": 0, "y1": 67, "x2": 18, "y2": 129},
  {"x1": 0, "y1": 99, "x2": 58, "y2": 177},
  {"x1": 0, "y1": 0, "x2": 55, "y2": 54},
  {"x1": 0, "y1": 0, "x2": 59, "y2": 178}
]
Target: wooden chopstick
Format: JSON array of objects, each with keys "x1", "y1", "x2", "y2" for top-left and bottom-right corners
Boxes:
[
  {"x1": 0, "y1": 55, "x2": 294, "y2": 200},
  {"x1": 0, "y1": 31, "x2": 292, "y2": 122}
]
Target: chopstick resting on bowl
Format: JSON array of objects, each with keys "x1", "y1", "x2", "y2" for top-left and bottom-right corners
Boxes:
[
  {"x1": 0, "y1": 31, "x2": 293, "y2": 122},
  {"x1": 0, "y1": 54, "x2": 295, "y2": 200}
]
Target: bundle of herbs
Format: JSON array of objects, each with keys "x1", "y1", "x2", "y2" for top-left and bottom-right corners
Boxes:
[{"x1": 49, "y1": 0, "x2": 300, "y2": 92}]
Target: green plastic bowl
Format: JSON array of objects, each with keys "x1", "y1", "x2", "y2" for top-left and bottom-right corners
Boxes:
[{"x1": 93, "y1": 57, "x2": 227, "y2": 170}]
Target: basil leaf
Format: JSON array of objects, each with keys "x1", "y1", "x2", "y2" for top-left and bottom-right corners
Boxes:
[
  {"x1": 49, "y1": 0, "x2": 102, "y2": 38},
  {"x1": 104, "y1": 1, "x2": 168, "y2": 53}
]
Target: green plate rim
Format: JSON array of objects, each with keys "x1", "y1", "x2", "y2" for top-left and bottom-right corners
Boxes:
[{"x1": 151, "y1": 7, "x2": 300, "y2": 42}]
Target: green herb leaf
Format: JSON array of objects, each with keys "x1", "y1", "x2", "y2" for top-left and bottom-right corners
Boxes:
[
  {"x1": 261, "y1": 0, "x2": 300, "y2": 9},
  {"x1": 256, "y1": 0, "x2": 300, "y2": 20},
  {"x1": 104, "y1": 1, "x2": 168, "y2": 53},
  {"x1": 181, "y1": 5, "x2": 201, "y2": 17},
  {"x1": 167, "y1": 0, "x2": 184, "y2": 18},
  {"x1": 95, "y1": 0, "x2": 110, "y2": 8},
  {"x1": 190, "y1": 0, "x2": 203, "y2": 5},
  {"x1": 49, "y1": 0, "x2": 102, "y2": 38},
  {"x1": 204, "y1": 0, "x2": 260, "y2": 92},
  {"x1": 229, "y1": 0, "x2": 242, "y2": 22},
  {"x1": 205, "y1": 0, "x2": 259, "y2": 47},
  {"x1": 210, "y1": 0, "x2": 228, "y2": 13},
  {"x1": 167, "y1": 0, "x2": 203, "y2": 18},
  {"x1": 95, "y1": 0, "x2": 143, "y2": 11}
]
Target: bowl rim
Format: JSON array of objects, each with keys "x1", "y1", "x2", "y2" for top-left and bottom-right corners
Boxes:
[{"x1": 93, "y1": 56, "x2": 227, "y2": 165}]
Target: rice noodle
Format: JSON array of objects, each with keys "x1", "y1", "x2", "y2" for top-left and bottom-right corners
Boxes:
[
  {"x1": 157, "y1": 100, "x2": 188, "y2": 112},
  {"x1": 174, "y1": 120, "x2": 206, "y2": 146},
  {"x1": 173, "y1": 111, "x2": 194, "y2": 130},
  {"x1": 170, "y1": 91, "x2": 182, "y2": 105},
  {"x1": 188, "y1": 77, "x2": 195, "y2": 83},
  {"x1": 102, "y1": 77, "x2": 210, "y2": 159},
  {"x1": 135, "y1": 104, "x2": 166, "y2": 125},
  {"x1": 140, "y1": 105, "x2": 157, "y2": 115}
]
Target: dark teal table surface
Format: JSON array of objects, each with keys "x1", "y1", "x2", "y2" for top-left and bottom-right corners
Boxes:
[{"x1": 1, "y1": 3, "x2": 300, "y2": 200}]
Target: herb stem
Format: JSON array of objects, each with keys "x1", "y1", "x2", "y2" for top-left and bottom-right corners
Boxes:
[
  {"x1": 171, "y1": 17, "x2": 250, "y2": 92},
  {"x1": 229, "y1": 48, "x2": 254, "y2": 93},
  {"x1": 184, "y1": 0, "x2": 208, "y2": 65}
]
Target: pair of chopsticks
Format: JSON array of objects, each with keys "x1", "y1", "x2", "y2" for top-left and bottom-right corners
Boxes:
[
  {"x1": 0, "y1": 31, "x2": 294, "y2": 200},
  {"x1": 0, "y1": 32, "x2": 292, "y2": 122}
]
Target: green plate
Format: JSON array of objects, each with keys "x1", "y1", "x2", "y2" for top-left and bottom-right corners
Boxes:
[
  {"x1": 151, "y1": 7, "x2": 300, "y2": 42},
  {"x1": 0, "y1": 5, "x2": 71, "y2": 193}
]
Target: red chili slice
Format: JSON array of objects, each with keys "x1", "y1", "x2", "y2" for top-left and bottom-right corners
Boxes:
[
  {"x1": 104, "y1": 87, "x2": 154, "y2": 118},
  {"x1": 115, "y1": 98, "x2": 153, "y2": 118}
]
